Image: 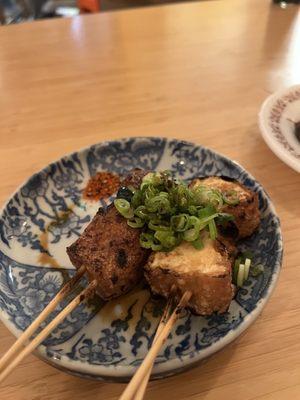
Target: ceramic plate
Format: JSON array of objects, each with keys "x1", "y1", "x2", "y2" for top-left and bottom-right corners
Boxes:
[
  {"x1": 0, "y1": 137, "x2": 282, "y2": 381},
  {"x1": 259, "y1": 84, "x2": 300, "y2": 173}
]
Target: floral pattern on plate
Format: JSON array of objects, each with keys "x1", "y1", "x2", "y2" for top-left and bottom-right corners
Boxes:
[{"x1": 0, "y1": 137, "x2": 282, "y2": 381}]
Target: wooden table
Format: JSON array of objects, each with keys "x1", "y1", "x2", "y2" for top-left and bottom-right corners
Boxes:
[{"x1": 0, "y1": 0, "x2": 300, "y2": 398}]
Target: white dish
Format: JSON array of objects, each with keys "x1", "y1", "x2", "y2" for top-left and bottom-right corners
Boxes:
[{"x1": 259, "y1": 84, "x2": 300, "y2": 173}]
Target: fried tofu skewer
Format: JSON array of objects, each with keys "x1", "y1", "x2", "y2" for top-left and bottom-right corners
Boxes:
[{"x1": 0, "y1": 171, "x2": 149, "y2": 382}]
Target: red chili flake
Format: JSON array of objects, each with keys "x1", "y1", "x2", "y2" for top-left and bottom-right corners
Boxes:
[{"x1": 83, "y1": 171, "x2": 121, "y2": 201}]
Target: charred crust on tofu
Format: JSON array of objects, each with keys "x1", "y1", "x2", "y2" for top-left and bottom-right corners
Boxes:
[
  {"x1": 116, "y1": 249, "x2": 128, "y2": 269},
  {"x1": 214, "y1": 239, "x2": 227, "y2": 255},
  {"x1": 111, "y1": 275, "x2": 119, "y2": 284},
  {"x1": 218, "y1": 222, "x2": 239, "y2": 240},
  {"x1": 115, "y1": 213, "x2": 124, "y2": 223},
  {"x1": 97, "y1": 207, "x2": 106, "y2": 216}
]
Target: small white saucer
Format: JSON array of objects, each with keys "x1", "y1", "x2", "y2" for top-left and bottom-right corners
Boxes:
[{"x1": 259, "y1": 85, "x2": 300, "y2": 173}]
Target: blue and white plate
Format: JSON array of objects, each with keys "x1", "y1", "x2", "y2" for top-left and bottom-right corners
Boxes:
[{"x1": 0, "y1": 137, "x2": 282, "y2": 381}]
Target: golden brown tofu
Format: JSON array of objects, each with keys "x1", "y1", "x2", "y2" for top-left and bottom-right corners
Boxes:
[
  {"x1": 144, "y1": 235, "x2": 234, "y2": 315},
  {"x1": 190, "y1": 177, "x2": 260, "y2": 238}
]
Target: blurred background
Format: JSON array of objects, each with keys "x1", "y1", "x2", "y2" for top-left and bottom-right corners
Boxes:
[
  {"x1": 0, "y1": 0, "x2": 199, "y2": 23},
  {"x1": 0, "y1": 0, "x2": 299, "y2": 25}
]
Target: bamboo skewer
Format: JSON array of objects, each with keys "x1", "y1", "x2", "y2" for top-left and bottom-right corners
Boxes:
[
  {"x1": 133, "y1": 294, "x2": 174, "y2": 400},
  {"x1": 0, "y1": 279, "x2": 97, "y2": 383},
  {"x1": 119, "y1": 291, "x2": 192, "y2": 400},
  {"x1": 0, "y1": 259, "x2": 191, "y2": 395},
  {"x1": 0, "y1": 265, "x2": 86, "y2": 372}
]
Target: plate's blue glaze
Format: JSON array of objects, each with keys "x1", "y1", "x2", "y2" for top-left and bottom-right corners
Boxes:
[{"x1": 0, "y1": 137, "x2": 282, "y2": 380}]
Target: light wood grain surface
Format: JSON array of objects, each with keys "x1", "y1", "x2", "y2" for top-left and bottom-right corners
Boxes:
[{"x1": 0, "y1": 0, "x2": 300, "y2": 399}]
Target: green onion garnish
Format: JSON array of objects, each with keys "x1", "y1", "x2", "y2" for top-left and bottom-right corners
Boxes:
[
  {"x1": 139, "y1": 232, "x2": 162, "y2": 251},
  {"x1": 208, "y1": 219, "x2": 217, "y2": 240},
  {"x1": 114, "y1": 171, "x2": 237, "y2": 252},
  {"x1": 192, "y1": 237, "x2": 204, "y2": 250},
  {"x1": 233, "y1": 255, "x2": 263, "y2": 288},
  {"x1": 183, "y1": 228, "x2": 199, "y2": 242},
  {"x1": 170, "y1": 214, "x2": 189, "y2": 232},
  {"x1": 233, "y1": 257, "x2": 241, "y2": 284},
  {"x1": 237, "y1": 264, "x2": 245, "y2": 287},
  {"x1": 114, "y1": 198, "x2": 134, "y2": 219},
  {"x1": 127, "y1": 217, "x2": 145, "y2": 228},
  {"x1": 244, "y1": 258, "x2": 251, "y2": 281}
]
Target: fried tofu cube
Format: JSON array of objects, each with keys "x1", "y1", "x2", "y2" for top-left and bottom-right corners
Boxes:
[
  {"x1": 190, "y1": 177, "x2": 260, "y2": 238},
  {"x1": 144, "y1": 235, "x2": 234, "y2": 315}
]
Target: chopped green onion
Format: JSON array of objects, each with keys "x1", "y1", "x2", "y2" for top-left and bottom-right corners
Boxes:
[
  {"x1": 170, "y1": 214, "x2": 189, "y2": 231},
  {"x1": 145, "y1": 195, "x2": 171, "y2": 214},
  {"x1": 139, "y1": 232, "x2": 153, "y2": 249},
  {"x1": 182, "y1": 216, "x2": 201, "y2": 241},
  {"x1": 148, "y1": 221, "x2": 170, "y2": 231},
  {"x1": 193, "y1": 186, "x2": 224, "y2": 209},
  {"x1": 233, "y1": 258, "x2": 241, "y2": 284},
  {"x1": 127, "y1": 217, "x2": 145, "y2": 228},
  {"x1": 233, "y1": 257, "x2": 262, "y2": 288},
  {"x1": 197, "y1": 205, "x2": 217, "y2": 219},
  {"x1": 114, "y1": 171, "x2": 239, "y2": 252},
  {"x1": 192, "y1": 237, "x2": 204, "y2": 250},
  {"x1": 208, "y1": 219, "x2": 218, "y2": 240},
  {"x1": 131, "y1": 190, "x2": 143, "y2": 208},
  {"x1": 114, "y1": 198, "x2": 134, "y2": 219},
  {"x1": 140, "y1": 232, "x2": 162, "y2": 251},
  {"x1": 237, "y1": 264, "x2": 245, "y2": 287},
  {"x1": 198, "y1": 213, "x2": 219, "y2": 230},
  {"x1": 134, "y1": 205, "x2": 149, "y2": 220},
  {"x1": 183, "y1": 228, "x2": 199, "y2": 242},
  {"x1": 154, "y1": 230, "x2": 178, "y2": 249},
  {"x1": 188, "y1": 205, "x2": 198, "y2": 215},
  {"x1": 244, "y1": 258, "x2": 251, "y2": 281},
  {"x1": 187, "y1": 215, "x2": 201, "y2": 230},
  {"x1": 215, "y1": 213, "x2": 235, "y2": 226},
  {"x1": 143, "y1": 185, "x2": 159, "y2": 200}
]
